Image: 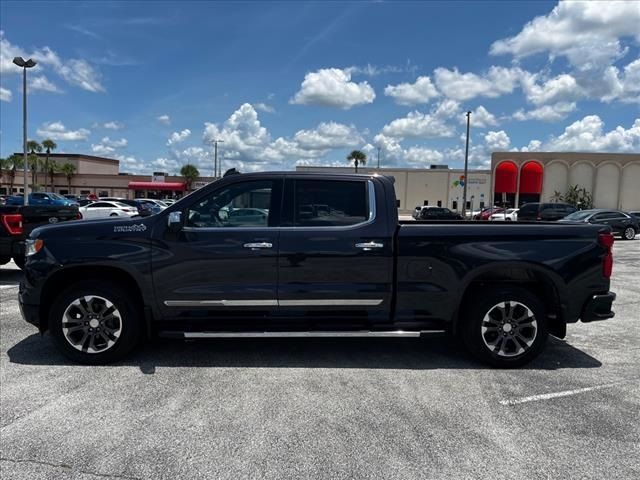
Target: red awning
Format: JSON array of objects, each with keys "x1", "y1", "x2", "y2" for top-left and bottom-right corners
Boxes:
[
  {"x1": 494, "y1": 161, "x2": 518, "y2": 193},
  {"x1": 519, "y1": 161, "x2": 543, "y2": 194},
  {"x1": 128, "y1": 181, "x2": 186, "y2": 191}
]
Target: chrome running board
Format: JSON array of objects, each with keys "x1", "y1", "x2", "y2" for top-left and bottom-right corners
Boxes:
[{"x1": 159, "y1": 330, "x2": 446, "y2": 339}]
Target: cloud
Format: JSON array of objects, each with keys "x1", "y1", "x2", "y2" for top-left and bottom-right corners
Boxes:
[
  {"x1": 380, "y1": 99, "x2": 460, "y2": 139},
  {"x1": 167, "y1": 129, "x2": 191, "y2": 146},
  {"x1": 157, "y1": 114, "x2": 171, "y2": 125},
  {"x1": 91, "y1": 136, "x2": 128, "y2": 155},
  {"x1": 0, "y1": 86, "x2": 11, "y2": 102},
  {"x1": 520, "y1": 72, "x2": 584, "y2": 105},
  {"x1": 346, "y1": 63, "x2": 410, "y2": 76},
  {"x1": 36, "y1": 121, "x2": 90, "y2": 141},
  {"x1": 384, "y1": 76, "x2": 439, "y2": 105},
  {"x1": 484, "y1": 130, "x2": 511, "y2": 151},
  {"x1": 253, "y1": 102, "x2": 275, "y2": 113},
  {"x1": 545, "y1": 115, "x2": 640, "y2": 152},
  {"x1": 29, "y1": 75, "x2": 62, "y2": 93},
  {"x1": 513, "y1": 102, "x2": 577, "y2": 122},
  {"x1": 465, "y1": 106, "x2": 498, "y2": 129},
  {"x1": 292, "y1": 122, "x2": 362, "y2": 150},
  {"x1": 103, "y1": 121, "x2": 124, "y2": 130},
  {"x1": 290, "y1": 68, "x2": 376, "y2": 109},
  {"x1": 433, "y1": 66, "x2": 522, "y2": 101},
  {"x1": 490, "y1": 1, "x2": 640, "y2": 70}
]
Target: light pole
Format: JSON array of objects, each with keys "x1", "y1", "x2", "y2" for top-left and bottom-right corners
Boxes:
[
  {"x1": 462, "y1": 110, "x2": 471, "y2": 218},
  {"x1": 377, "y1": 146, "x2": 381, "y2": 169},
  {"x1": 13, "y1": 57, "x2": 37, "y2": 206},
  {"x1": 210, "y1": 139, "x2": 224, "y2": 178}
]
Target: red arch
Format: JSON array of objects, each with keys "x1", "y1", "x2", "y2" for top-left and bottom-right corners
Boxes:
[
  {"x1": 519, "y1": 161, "x2": 543, "y2": 194},
  {"x1": 494, "y1": 161, "x2": 518, "y2": 193}
]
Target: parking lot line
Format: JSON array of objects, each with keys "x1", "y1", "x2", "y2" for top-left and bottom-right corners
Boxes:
[{"x1": 499, "y1": 381, "x2": 629, "y2": 406}]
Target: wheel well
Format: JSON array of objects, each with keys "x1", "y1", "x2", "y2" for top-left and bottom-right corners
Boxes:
[
  {"x1": 456, "y1": 267, "x2": 565, "y2": 337},
  {"x1": 39, "y1": 266, "x2": 144, "y2": 332}
]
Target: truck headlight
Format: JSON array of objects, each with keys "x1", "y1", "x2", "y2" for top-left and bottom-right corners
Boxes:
[{"x1": 25, "y1": 239, "x2": 44, "y2": 256}]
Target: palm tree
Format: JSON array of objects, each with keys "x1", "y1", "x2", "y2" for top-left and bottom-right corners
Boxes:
[
  {"x1": 551, "y1": 191, "x2": 563, "y2": 203},
  {"x1": 26, "y1": 140, "x2": 42, "y2": 188},
  {"x1": 5, "y1": 154, "x2": 23, "y2": 194},
  {"x1": 47, "y1": 160, "x2": 60, "y2": 192},
  {"x1": 347, "y1": 150, "x2": 367, "y2": 173},
  {"x1": 61, "y1": 163, "x2": 76, "y2": 193},
  {"x1": 180, "y1": 164, "x2": 200, "y2": 191},
  {"x1": 41, "y1": 139, "x2": 57, "y2": 190}
]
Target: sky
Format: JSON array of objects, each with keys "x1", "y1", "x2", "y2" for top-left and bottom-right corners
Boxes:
[{"x1": 0, "y1": 0, "x2": 639, "y2": 176}]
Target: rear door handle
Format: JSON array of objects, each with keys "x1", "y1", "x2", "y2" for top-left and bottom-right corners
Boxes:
[
  {"x1": 244, "y1": 242, "x2": 273, "y2": 250},
  {"x1": 355, "y1": 241, "x2": 384, "y2": 251}
]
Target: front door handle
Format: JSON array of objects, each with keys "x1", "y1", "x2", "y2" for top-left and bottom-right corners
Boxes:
[
  {"x1": 355, "y1": 241, "x2": 384, "y2": 251},
  {"x1": 244, "y1": 242, "x2": 273, "y2": 250}
]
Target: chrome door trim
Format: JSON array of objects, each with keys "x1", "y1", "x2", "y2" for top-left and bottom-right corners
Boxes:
[
  {"x1": 181, "y1": 330, "x2": 426, "y2": 339},
  {"x1": 243, "y1": 242, "x2": 273, "y2": 249},
  {"x1": 164, "y1": 299, "x2": 383, "y2": 307},
  {"x1": 278, "y1": 299, "x2": 383, "y2": 306}
]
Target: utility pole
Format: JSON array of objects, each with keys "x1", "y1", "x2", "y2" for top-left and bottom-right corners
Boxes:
[
  {"x1": 377, "y1": 147, "x2": 381, "y2": 169},
  {"x1": 13, "y1": 57, "x2": 37, "y2": 205},
  {"x1": 211, "y1": 139, "x2": 224, "y2": 178},
  {"x1": 462, "y1": 110, "x2": 471, "y2": 219}
]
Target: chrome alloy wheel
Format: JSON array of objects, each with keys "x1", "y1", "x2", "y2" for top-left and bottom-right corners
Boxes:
[
  {"x1": 624, "y1": 227, "x2": 636, "y2": 240},
  {"x1": 62, "y1": 296, "x2": 122, "y2": 354},
  {"x1": 480, "y1": 301, "x2": 538, "y2": 357}
]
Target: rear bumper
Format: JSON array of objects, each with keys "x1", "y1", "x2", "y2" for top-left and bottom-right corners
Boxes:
[
  {"x1": 0, "y1": 236, "x2": 25, "y2": 257},
  {"x1": 581, "y1": 292, "x2": 616, "y2": 322}
]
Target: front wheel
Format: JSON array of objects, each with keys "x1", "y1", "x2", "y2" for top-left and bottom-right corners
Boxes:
[
  {"x1": 49, "y1": 280, "x2": 142, "y2": 364},
  {"x1": 461, "y1": 288, "x2": 548, "y2": 368},
  {"x1": 12, "y1": 255, "x2": 25, "y2": 270},
  {"x1": 622, "y1": 226, "x2": 636, "y2": 240}
]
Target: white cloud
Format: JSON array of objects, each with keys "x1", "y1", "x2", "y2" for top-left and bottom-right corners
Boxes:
[
  {"x1": 384, "y1": 76, "x2": 439, "y2": 105},
  {"x1": 29, "y1": 75, "x2": 62, "y2": 93},
  {"x1": 0, "y1": 86, "x2": 11, "y2": 102},
  {"x1": 433, "y1": 66, "x2": 522, "y2": 101},
  {"x1": 520, "y1": 139, "x2": 543, "y2": 152},
  {"x1": 103, "y1": 121, "x2": 124, "y2": 130},
  {"x1": 484, "y1": 130, "x2": 511, "y2": 151},
  {"x1": 55, "y1": 59, "x2": 104, "y2": 93},
  {"x1": 36, "y1": 121, "x2": 90, "y2": 141},
  {"x1": 513, "y1": 102, "x2": 577, "y2": 122},
  {"x1": 157, "y1": 114, "x2": 171, "y2": 125},
  {"x1": 597, "y1": 58, "x2": 640, "y2": 104},
  {"x1": 370, "y1": 133, "x2": 445, "y2": 168},
  {"x1": 292, "y1": 122, "x2": 362, "y2": 150},
  {"x1": 167, "y1": 129, "x2": 191, "y2": 146},
  {"x1": 253, "y1": 102, "x2": 275, "y2": 113},
  {"x1": 545, "y1": 115, "x2": 640, "y2": 152},
  {"x1": 91, "y1": 136, "x2": 128, "y2": 155},
  {"x1": 291, "y1": 68, "x2": 376, "y2": 109},
  {"x1": 465, "y1": 106, "x2": 498, "y2": 129},
  {"x1": 490, "y1": 1, "x2": 640, "y2": 70},
  {"x1": 380, "y1": 99, "x2": 460, "y2": 139},
  {"x1": 520, "y1": 73, "x2": 584, "y2": 105}
]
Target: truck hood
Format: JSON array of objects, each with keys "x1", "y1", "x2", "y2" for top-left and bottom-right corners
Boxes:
[{"x1": 30, "y1": 215, "x2": 157, "y2": 240}]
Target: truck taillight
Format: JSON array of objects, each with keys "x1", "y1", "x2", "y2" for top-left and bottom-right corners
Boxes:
[
  {"x1": 598, "y1": 232, "x2": 614, "y2": 278},
  {"x1": 1, "y1": 214, "x2": 23, "y2": 235}
]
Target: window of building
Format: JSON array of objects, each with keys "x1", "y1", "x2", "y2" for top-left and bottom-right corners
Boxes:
[
  {"x1": 452, "y1": 200, "x2": 458, "y2": 210},
  {"x1": 423, "y1": 200, "x2": 429, "y2": 206},
  {"x1": 437, "y1": 200, "x2": 442, "y2": 207},
  {"x1": 293, "y1": 180, "x2": 368, "y2": 227}
]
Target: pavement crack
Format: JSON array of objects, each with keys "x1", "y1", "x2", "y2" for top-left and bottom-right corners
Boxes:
[{"x1": 0, "y1": 457, "x2": 142, "y2": 480}]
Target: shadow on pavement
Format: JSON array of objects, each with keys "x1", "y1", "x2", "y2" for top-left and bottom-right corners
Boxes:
[
  {"x1": 0, "y1": 268, "x2": 23, "y2": 286},
  {"x1": 7, "y1": 334, "x2": 602, "y2": 372}
]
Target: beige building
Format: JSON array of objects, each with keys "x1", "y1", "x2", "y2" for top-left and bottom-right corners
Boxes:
[{"x1": 1, "y1": 153, "x2": 216, "y2": 199}]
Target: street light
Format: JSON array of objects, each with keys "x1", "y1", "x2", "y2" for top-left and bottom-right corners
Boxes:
[
  {"x1": 13, "y1": 56, "x2": 37, "y2": 206},
  {"x1": 210, "y1": 139, "x2": 224, "y2": 178},
  {"x1": 462, "y1": 110, "x2": 471, "y2": 218}
]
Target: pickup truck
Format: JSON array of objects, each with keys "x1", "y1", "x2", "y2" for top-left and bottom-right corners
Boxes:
[
  {"x1": 19, "y1": 172, "x2": 616, "y2": 367},
  {"x1": 6, "y1": 192, "x2": 79, "y2": 207},
  {"x1": 1, "y1": 204, "x2": 80, "y2": 269}
]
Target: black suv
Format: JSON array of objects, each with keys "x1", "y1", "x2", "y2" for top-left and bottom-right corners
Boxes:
[
  {"x1": 418, "y1": 207, "x2": 463, "y2": 220},
  {"x1": 517, "y1": 202, "x2": 577, "y2": 221}
]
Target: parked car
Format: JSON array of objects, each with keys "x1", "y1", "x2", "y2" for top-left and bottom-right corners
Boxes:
[
  {"x1": 1, "y1": 204, "x2": 79, "y2": 269},
  {"x1": 77, "y1": 199, "x2": 95, "y2": 207},
  {"x1": 135, "y1": 199, "x2": 164, "y2": 215},
  {"x1": 100, "y1": 197, "x2": 154, "y2": 217},
  {"x1": 473, "y1": 207, "x2": 504, "y2": 221},
  {"x1": 490, "y1": 208, "x2": 519, "y2": 221},
  {"x1": 6, "y1": 192, "x2": 78, "y2": 207},
  {"x1": 79, "y1": 201, "x2": 139, "y2": 219},
  {"x1": 629, "y1": 211, "x2": 640, "y2": 223},
  {"x1": 20, "y1": 172, "x2": 616, "y2": 367},
  {"x1": 64, "y1": 194, "x2": 80, "y2": 202},
  {"x1": 517, "y1": 202, "x2": 577, "y2": 221},
  {"x1": 417, "y1": 206, "x2": 463, "y2": 220},
  {"x1": 560, "y1": 209, "x2": 638, "y2": 240}
]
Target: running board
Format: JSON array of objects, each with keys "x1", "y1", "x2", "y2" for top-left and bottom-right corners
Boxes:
[{"x1": 158, "y1": 330, "x2": 446, "y2": 339}]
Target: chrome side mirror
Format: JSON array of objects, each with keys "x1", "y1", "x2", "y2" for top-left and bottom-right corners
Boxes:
[{"x1": 167, "y1": 211, "x2": 182, "y2": 232}]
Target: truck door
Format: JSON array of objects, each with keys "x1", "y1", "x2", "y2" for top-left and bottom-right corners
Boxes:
[
  {"x1": 277, "y1": 177, "x2": 393, "y2": 328},
  {"x1": 152, "y1": 177, "x2": 282, "y2": 324}
]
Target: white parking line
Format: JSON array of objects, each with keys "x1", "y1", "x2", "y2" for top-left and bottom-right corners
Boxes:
[
  {"x1": 0, "y1": 285, "x2": 17, "y2": 289},
  {"x1": 499, "y1": 382, "x2": 627, "y2": 406}
]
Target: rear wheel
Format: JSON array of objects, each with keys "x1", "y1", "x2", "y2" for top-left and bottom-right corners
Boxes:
[
  {"x1": 49, "y1": 280, "x2": 142, "y2": 364},
  {"x1": 0, "y1": 256, "x2": 11, "y2": 266},
  {"x1": 461, "y1": 288, "x2": 548, "y2": 367},
  {"x1": 110, "y1": 212, "x2": 118, "y2": 217},
  {"x1": 622, "y1": 226, "x2": 636, "y2": 240}
]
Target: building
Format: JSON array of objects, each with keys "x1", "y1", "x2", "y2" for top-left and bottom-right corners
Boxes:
[{"x1": 0, "y1": 153, "x2": 216, "y2": 198}]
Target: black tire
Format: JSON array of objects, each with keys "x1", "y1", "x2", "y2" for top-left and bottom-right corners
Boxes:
[
  {"x1": 12, "y1": 255, "x2": 25, "y2": 270},
  {"x1": 461, "y1": 287, "x2": 548, "y2": 368},
  {"x1": 109, "y1": 213, "x2": 118, "y2": 217},
  {"x1": 0, "y1": 255, "x2": 11, "y2": 266},
  {"x1": 622, "y1": 226, "x2": 636, "y2": 240},
  {"x1": 48, "y1": 280, "x2": 142, "y2": 364}
]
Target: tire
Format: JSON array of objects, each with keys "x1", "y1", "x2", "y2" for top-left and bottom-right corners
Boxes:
[
  {"x1": 622, "y1": 226, "x2": 636, "y2": 240},
  {"x1": 110, "y1": 213, "x2": 118, "y2": 217},
  {"x1": 48, "y1": 280, "x2": 142, "y2": 364},
  {"x1": 12, "y1": 255, "x2": 25, "y2": 270},
  {"x1": 461, "y1": 287, "x2": 548, "y2": 368},
  {"x1": 0, "y1": 256, "x2": 11, "y2": 266}
]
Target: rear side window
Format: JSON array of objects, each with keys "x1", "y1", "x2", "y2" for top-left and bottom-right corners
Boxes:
[
  {"x1": 293, "y1": 180, "x2": 368, "y2": 227},
  {"x1": 519, "y1": 204, "x2": 537, "y2": 213}
]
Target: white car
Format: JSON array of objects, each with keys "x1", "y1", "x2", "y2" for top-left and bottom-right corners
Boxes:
[
  {"x1": 79, "y1": 201, "x2": 139, "y2": 219},
  {"x1": 490, "y1": 208, "x2": 519, "y2": 221}
]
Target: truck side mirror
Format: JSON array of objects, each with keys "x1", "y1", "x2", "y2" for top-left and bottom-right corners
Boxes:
[{"x1": 167, "y1": 211, "x2": 182, "y2": 232}]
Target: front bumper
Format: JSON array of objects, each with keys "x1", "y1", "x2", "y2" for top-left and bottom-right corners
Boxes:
[
  {"x1": 19, "y1": 298, "x2": 41, "y2": 329},
  {"x1": 581, "y1": 292, "x2": 616, "y2": 322}
]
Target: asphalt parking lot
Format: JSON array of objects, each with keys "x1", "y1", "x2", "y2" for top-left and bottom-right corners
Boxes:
[{"x1": 1, "y1": 241, "x2": 639, "y2": 480}]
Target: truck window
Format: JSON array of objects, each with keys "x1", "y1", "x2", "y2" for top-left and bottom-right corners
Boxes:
[
  {"x1": 293, "y1": 180, "x2": 368, "y2": 227},
  {"x1": 186, "y1": 180, "x2": 273, "y2": 228}
]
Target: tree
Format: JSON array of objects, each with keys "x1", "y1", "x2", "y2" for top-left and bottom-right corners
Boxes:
[
  {"x1": 26, "y1": 140, "x2": 42, "y2": 188},
  {"x1": 550, "y1": 191, "x2": 564, "y2": 203},
  {"x1": 42, "y1": 139, "x2": 57, "y2": 191},
  {"x1": 47, "y1": 160, "x2": 60, "y2": 192},
  {"x1": 563, "y1": 184, "x2": 594, "y2": 210},
  {"x1": 61, "y1": 163, "x2": 76, "y2": 193},
  {"x1": 347, "y1": 150, "x2": 367, "y2": 173},
  {"x1": 180, "y1": 164, "x2": 200, "y2": 191},
  {"x1": 4, "y1": 154, "x2": 23, "y2": 194}
]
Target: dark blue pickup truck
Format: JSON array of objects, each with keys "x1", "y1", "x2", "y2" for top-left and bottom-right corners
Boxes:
[{"x1": 19, "y1": 172, "x2": 616, "y2": 367}]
